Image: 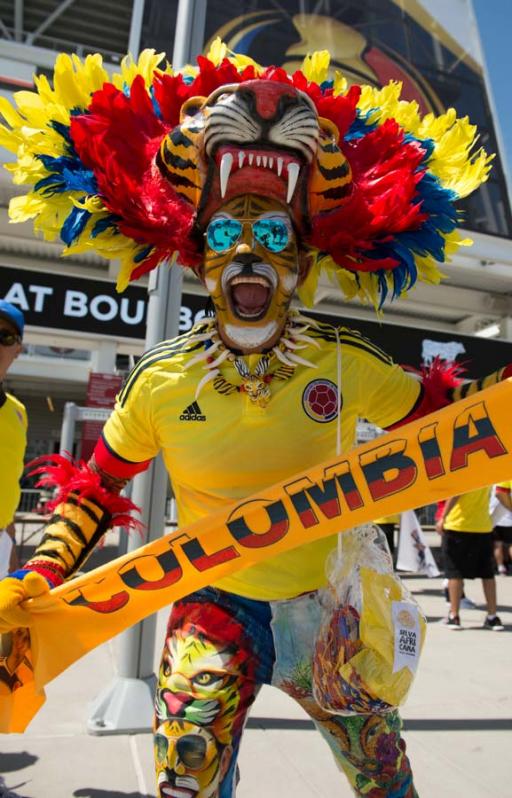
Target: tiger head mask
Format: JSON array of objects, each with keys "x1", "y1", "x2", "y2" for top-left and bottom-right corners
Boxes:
[
  {"x1": 1, "y1": 43, "x2": 491, "y2": 309},
  {"x1": 157, "y1": 78, "x2": 352, "y2": 238}
]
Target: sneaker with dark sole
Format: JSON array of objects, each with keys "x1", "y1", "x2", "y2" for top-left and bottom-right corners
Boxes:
[
  {"x1": 483, "y1": 616, "x2": 505, "y2": 631},
  {"x1": 441, "y1": 615, "x2": 462, "y2": 630}
]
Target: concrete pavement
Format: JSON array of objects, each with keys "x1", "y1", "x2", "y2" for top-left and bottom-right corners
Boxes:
[{"x1": 1, "y1": 553, "x2": 512, "y2": 797}]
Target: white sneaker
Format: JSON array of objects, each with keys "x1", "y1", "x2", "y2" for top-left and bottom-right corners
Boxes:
[{"x1": 460, "y1": 596, "x2": 477, "y2": 610}]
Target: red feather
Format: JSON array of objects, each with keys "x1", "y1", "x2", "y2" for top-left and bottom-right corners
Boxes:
[
  {"x1": 27, "y1": 454, "x2": 142, "y2": 531},
  {"x1": 387, "y1": 358, "x2": 466, "y2": 429},
  {"x1": 308, "y1": 121, "x2": 427, "y2": 269},
  {"x1": 70, "y1": 78, "x2": 201, "y2": 269}
]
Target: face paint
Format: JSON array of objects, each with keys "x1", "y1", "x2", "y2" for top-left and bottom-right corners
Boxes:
[
  {"x1": 202, "y1": 195, "x2": 301, "y2": 352},
  {"x1": 155, "y1": 719, "x2": 229, "y2": 798}
]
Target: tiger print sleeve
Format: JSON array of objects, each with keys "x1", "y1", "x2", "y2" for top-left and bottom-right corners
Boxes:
[
  {"x1": 449, "y1": 364, "x2": 512, "y2": 403},
  {"x1": 11, "y1": 372, "x2": 157, "y2": 588}
]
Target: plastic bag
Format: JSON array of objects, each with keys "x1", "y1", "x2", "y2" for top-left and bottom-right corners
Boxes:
[{"x1": 312, "y1": 524, "x2": 426, "y2": 715}]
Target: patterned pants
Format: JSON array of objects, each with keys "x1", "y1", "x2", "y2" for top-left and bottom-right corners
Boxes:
[{"x1": 154, "y1": 586, "x2": 418, "y2": 798}]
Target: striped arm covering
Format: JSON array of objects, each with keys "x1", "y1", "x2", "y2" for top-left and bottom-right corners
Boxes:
[
  {"x1": 23, "y1": 492, "x2": 113, "y2": 582},
  {"x1": 10, "y1": 454, "x2": 144, "y2": 586},
  {"x1": 449, "y1": 364, "x2": 512, "y2": 403}
]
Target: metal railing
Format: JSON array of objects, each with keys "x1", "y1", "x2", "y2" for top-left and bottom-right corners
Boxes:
[{"x1": 16, "y1": 489, "x2": 51, "y2": 514}]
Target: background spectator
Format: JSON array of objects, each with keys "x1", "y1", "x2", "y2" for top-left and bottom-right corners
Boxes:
[
  {"x1": 0, "y1": 301, "x2": 27, "y2": 579},
  {"x1": 436, "y1": 488, "x2": 504, "y2": 631},
  {"x1": 493, "y1": 481, "x2": 512, "y2": 574}
]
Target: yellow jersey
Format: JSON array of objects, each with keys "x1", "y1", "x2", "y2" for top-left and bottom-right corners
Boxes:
[
  {"x1": 444, "y1": 487, "x2": 493, "y2": 533},
  {"x1": 373, "y1": 515, "x2": 400, "y2": 525},
  {"x1": 0, "y1": 389, "x2": 27, "y2": 529},
  {"x1": 103, "y1": 318, "x2": 420, "y2": 600}
]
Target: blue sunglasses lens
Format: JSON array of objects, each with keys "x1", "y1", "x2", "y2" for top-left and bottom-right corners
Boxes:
[
  {"x1": 206, "y1": 217, "x2": 290, "y2": 253},
  {"x1": 206, "y1": 219, "x2": 243, "y2": 252},
  {"x1": 253, "y1": 218, "x2": 289, "y2": 252}
]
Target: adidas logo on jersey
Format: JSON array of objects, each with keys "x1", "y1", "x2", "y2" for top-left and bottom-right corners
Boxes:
[{"x1": 180, "y1": 401, "x2": 206, "y2": 421}]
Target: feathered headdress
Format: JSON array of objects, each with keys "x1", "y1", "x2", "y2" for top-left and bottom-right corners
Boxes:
[{"x1": 0, "y1": 40, "x2": 492, "y2": 308}]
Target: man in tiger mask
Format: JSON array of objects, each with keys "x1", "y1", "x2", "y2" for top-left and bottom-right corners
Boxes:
[{"x1": 0, "y1": 44, "x2": 508, "y2": 797}]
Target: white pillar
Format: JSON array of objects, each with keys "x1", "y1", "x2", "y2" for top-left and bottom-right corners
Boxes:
[
  {"x1": 87, "y1": 0, "x2": 207, "y2": 736},
  {"x1": 90, "y1": 340, "x2": 117, "y2": 374},
  {"x1": 499, "y1": 316, "x2": 512, "y2": 341}
]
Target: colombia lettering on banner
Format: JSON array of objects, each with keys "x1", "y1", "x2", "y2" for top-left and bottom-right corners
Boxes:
[{"x1": 2, "y1": 380, "x2": 512, "y2": 734}]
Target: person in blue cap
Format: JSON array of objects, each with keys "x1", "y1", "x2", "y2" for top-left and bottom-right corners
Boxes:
[{"x1": 0, "y1": 300, "x2": 27, "y2": 578}]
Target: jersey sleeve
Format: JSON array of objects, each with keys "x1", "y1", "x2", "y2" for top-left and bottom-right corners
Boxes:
[
  {"x1": 496, "y1": 480, "x2": 512, "y2": 493},
  {"x1": 359, "y1": 358, "x2": 421, "y2": 430},
  {"x1": 102, "y1": 369, "x2": 160, "y2": 464}
]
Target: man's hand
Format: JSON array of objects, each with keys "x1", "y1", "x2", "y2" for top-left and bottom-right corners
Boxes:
[
  {"x1": 435, "y1": 518, "x2": 444, "y2": 535},
  {"x1": 0, "y1": 572, "x2": 50, "y2": 633}
]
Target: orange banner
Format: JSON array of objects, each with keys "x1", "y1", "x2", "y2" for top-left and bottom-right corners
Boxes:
[{"x1": 2, "y1": 379, "x2": 512, "y2": 732}]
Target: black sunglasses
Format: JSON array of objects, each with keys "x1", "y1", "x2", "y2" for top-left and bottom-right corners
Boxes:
[{"x1": 0, "y1": 330, "x2": 21, "y2": 347}]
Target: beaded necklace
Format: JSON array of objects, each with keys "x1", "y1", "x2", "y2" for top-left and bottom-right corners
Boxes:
[{"x1": 186, "y1": 312, "x2": 320, "y2": 408}]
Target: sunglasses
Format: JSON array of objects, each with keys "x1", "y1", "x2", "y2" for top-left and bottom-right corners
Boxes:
[
  {"x1": 156, "y1": 732, "x2": 210, "y2": 770},
  {"x1": 0, "y1": 330, "x2": 21, "y2": 347},
  {"x1": 206, "y1": 217, "x2": 290, "y2": 253}
]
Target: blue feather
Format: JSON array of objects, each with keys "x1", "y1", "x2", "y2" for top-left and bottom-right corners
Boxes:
[
  {"x1": 133, "y1": 245, "x2": 153, "y2": 263},
  {"x1": 149, "y1": 86, "x2": 163, "y2": 120},
  {"x1": 61, "y1": 205, "x2": 91, "y2": 246},
  {"x1": 92, "y1": 216, "x2": 119, "y2": 238},
  {"x1": 49, "y1": 119, "x2": 73, "y2": 144},
  {"x1": 36, "y1": 155, "x2": 97, "y2": 195},
  {"x1": 346, "y1": 110, "x2": 378, "y2": 140}
]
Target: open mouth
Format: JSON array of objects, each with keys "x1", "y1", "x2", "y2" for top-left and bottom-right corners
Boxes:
[
  {"x1": 229, "y1": 274, "x2": 273, "y2": 320},
  {"x1": 215, "y1": 145, "x2": 301, "y2": 204},
  {"x1": 159, "y1": 781, "x2": 197, "y2": 798}
]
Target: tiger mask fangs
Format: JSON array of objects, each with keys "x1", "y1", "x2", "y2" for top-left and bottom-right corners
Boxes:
[{"x1": 156, "y1": 79, "x2": 353, "y2": 233}]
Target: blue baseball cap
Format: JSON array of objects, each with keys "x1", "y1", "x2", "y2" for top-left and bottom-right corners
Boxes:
[{"x1": 0, "y1": 300, "x2": 24, "y2": 337}]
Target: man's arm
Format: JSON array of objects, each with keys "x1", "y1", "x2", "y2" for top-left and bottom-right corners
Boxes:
[
  {"x1": 15, "y1": 439, "x2": 149, "y2": 587},
  {"x1": 496, "y1": 486, "x2": 512, "y2": 513},
  {"x1": 387, "y1": 360, "x2": 512, "y2": 431},
  {"x1": 10, "y1": 368, "x2": 157, "y2": 590},
  {"x1": 435, "y1": 496, "x2": 459, "y2": 534},
  {"x1": 0, "y1": 443, "x2": 149, "y2": 633}
]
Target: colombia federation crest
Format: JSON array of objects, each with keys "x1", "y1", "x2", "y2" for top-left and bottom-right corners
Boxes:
[{"x1": 302, "y1": 379, "x2": 340, "y2": 423}]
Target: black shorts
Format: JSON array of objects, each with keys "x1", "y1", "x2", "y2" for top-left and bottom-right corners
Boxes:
[
  {"x1": 442, "y1": 530, "x2": 495, "y2": 579},
  {"x1": 493, "y1": 525, "x2": 512, "y2": 544}
]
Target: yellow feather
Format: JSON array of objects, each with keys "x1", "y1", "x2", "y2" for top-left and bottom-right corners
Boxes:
[
  {"x1": 112, "y1": 49, "x2": 168, "y2": 90},
  {"x1": 206, "y1": 38, "x2": 228, "y2": 66},
  {"x1": 301, "y1": 50, "x2": 331, "y2": 84},
  {"x1": 332, "y1": 70, "x2": 348, "y2": 97},
  {"x1": 297, "y1": 253, "x2": 321, "y2": 307}
]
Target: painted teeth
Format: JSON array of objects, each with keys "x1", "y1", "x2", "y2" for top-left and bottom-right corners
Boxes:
[
  {"x1": 286, "y1": 162, "x2": 300, "y2": 203},
  {"x1": 220, "y1": 152, "x2": 233, "y2": 198},
  {"x1": 231, "y1": 276, "x2": 269, "y2": 287},
  {"x1": 220, "y1": 151, "x2": 300, "y2": 202}
]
